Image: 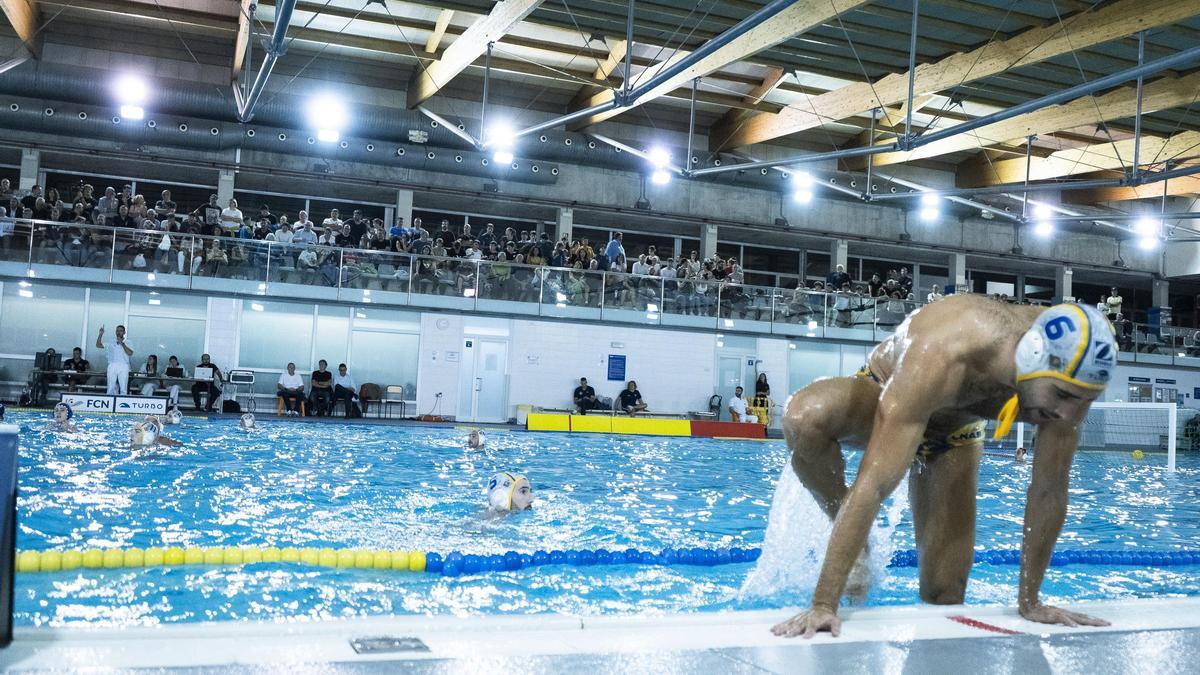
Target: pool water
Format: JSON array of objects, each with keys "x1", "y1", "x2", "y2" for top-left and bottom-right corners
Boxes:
[{"x1": 10, "y1": 413, "x2": 1200, "y2": 627}]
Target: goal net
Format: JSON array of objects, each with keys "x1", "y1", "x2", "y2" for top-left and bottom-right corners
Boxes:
[{"x1": 1010, "y1": 402, "x2": 1182, "y2": 471}]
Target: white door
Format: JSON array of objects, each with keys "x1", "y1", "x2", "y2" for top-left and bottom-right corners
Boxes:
[
  {"x1": 717, "y1": 355, "x2": 745, "y2": 421},
  {"x1": 459, "y1": 338, "x2": 509, "y2": 423}
]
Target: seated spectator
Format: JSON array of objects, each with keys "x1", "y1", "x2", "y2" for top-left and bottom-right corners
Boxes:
[
  {"x1": 728, "y1": 386, "x2": 758, "y2": 423},
  {"x1": 190, "y1": 353, "x2": 223, "y2": 413},
  {"x1": 926, "y1": 284, "x2": 943, "y2": 303},
  {"x1": 332, "y1": 363, "x2": 358, "y2": 416},
  {"x1": 164, "y1": 355, "x2": 185, "y2": 378},
  {"x1": 1113, "y1": 313, "x2": 1133, "y2": 351},
  {"x1": 573, "y1": 377, "x2": 601, "y2": 414},
  {"x1": 154, "y1": 190, "x2": 176, "y2": 219},
  {"x1": 277, "y1": 362, "x2": 304, "y2": 415},
  {"x1": 62, "y1": 347, "x2": 90, "y2": 392},
  {"x1": 308, "y1": 359, "x2": 334, "y2": 416},
  {"x1": 138, "y1": 354, "x2": 160, "y2": 396},
  {"x1": 618, "y1": 380, "x2": 648, "y2": 416}
]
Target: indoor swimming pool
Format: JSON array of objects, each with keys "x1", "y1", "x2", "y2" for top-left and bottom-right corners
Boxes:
[{"x1": 10, "y1": 412, "x2": 1200, "y2": 627}]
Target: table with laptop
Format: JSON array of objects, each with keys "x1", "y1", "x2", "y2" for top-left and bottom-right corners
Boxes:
[{"x1": 27, "y1": 353, "x2": 219, "y2": 408}]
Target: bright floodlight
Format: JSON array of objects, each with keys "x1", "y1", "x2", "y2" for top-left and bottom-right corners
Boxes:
[
  {"x1": 1134, "y1": 216, "x2": 1160, "y2": 238},
  {"x1": 307, "y1": 94, "x2": 348, "y2": 143},
  {"x1": 918, "y1": 193, "x2": 939, "y2": 222},
  {"x1": 651, "y1": 169, "x2": 672, "y2": 185},
  {"x1": 1138, "y1": 236, "x2": 1159, "y2": 251},
  {"x1": 792, "y1": 171, "x2": 814, "y2": 203},
  {"x1": 488, "y1": 122, "x2": 516, "y2": 164},
  {"x1": 920, "y1": 192, "x2": 939, "y2": 207},
  {"x1": 647, "y1": 147, "x2": 671, "y2": 169},
  {"x1": 119, "y1": 105, "x2": 145, "y2": 120},
  {"x1": 1034, "y1": 220, "x2": 1054, "y2": 237},
  {"x1": 114, "y1": 73, "x2": 149, "y2": 105},
  {"x1": 794, "y1": 189, "x2": 814, "y2": 204},
  {"x1": 919, "y1": 207, "x2": 939, "y2": 222},
  {"x1": 1032, "y1": 203, "x2": 1053, "y2": 220}
]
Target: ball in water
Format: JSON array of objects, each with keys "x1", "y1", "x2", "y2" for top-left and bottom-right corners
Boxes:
[{"x1": 1132, "y1": 449, "x2": 1145, "y2": 459}]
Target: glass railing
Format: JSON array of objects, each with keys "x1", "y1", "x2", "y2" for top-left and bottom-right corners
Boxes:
[{"x1": 9, "y1": 215, "x2": 1108, "y2": 345}]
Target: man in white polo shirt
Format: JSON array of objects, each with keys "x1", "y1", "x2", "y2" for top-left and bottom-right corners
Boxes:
[
  {"x1": 276, "y1": 362, "x2": 305, "y2": 416},
  {"x1": 332, "y1": 363, "x2": 359, "y2": 416},
  {"x1": 728, "y1": 386, "x2": 758, "y2": 424},
  {"x1": 95, "y1": 324, "x2": 133, "y2": 395}
]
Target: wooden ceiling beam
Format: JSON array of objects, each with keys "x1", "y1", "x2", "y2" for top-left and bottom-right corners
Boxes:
[
  {"x1": 711, "y1": 0, "x2": 1200, "y2": 151},
  {"x1": 406, "y1": 0, "x2": 545, "y2": 109},
  {"x1": 1, "y1": 0, "x2": 41, "y2": 58}
]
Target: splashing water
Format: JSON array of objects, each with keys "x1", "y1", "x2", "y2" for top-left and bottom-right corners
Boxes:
[{"x1": 739, "y1": 461, "x2": 909, "y2": 607}]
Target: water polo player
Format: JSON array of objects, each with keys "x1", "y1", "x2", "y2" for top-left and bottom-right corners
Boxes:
[
  {"x1": 774, "y1": 296, "x2": 1116, "y2": 638},
  {"x1": 487, "y1": 472, "x2": 534, "y2": 512}
]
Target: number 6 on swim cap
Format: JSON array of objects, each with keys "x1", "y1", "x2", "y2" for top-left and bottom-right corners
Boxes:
[{"x1": 1015, "y1": 304, "x2": 1115, "y2": 390}]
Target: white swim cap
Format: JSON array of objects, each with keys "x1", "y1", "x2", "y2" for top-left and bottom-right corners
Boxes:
[
  {"x1": 133, "y1": 419, "x2": 160, "y2": 446},
  {"x1": 166, "y1": 409, "x2": 183, "y2": 425},
  {"x1": 1015, "y1": 303, "x2": 1116, "y2": 391},
  {"x1": 241, "y1": 412, "x2": 255, "y2": 427},
  {"x1": 487, "y1": 472, "x2": 529, "y2": 511}
]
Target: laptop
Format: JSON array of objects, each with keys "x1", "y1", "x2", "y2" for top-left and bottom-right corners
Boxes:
[{"x1": 194, "y1": 366, "x2": 214, "y2": 380}]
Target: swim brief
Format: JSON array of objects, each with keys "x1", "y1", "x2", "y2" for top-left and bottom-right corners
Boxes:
[{"x1": 854, "y1": 364, "x2": 985, "y2": 461}]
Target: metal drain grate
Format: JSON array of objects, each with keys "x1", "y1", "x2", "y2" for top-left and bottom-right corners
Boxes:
[{"x1": 349, "y1": 636, "x2": 431, "y2": 654}]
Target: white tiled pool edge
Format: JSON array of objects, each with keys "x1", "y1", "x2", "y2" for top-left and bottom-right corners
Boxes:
[{"x1": 3, "y1": 597, "x2": 1200, "y2": 670}]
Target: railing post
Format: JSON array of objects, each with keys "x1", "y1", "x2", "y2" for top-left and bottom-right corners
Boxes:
[
  {"x1": 337, "y1": 249, "x2": 344, "y2": 294},
  {"x1": 264, "y1": 240, "x2": 271, "y2": 293},
  {"x1": 108, "y1": 227, "x2": 117, "y2": 283},
  {"x1": 600, "y1": 272, "x2": 607, "y2": 312},
  {"x1": 475, "y1": 260, "x2": 482, "y2": 311},
  {"x1": 407, "y1": 255, "x2": 414, "y2": 296},
  {"x1": 25, "y1": 220, "x2": 33, "y2": 271}
]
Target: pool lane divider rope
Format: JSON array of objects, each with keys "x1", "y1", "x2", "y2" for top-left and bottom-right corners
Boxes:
[{"x1": 13, "y1": 547, "x2": 1200, "y2": 576}]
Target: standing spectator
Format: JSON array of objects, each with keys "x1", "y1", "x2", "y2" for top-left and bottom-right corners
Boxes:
[
  {"x1": 618, "y1": 380, "x2": 648, "y2": 416},
  {"x1": 573, "y1": 377, "x2": 600, "y2": 414},
  {"x1": 603, "y1": 232, "x2": 625, "y2": 269},
  {"x1": 154, "y1": 190, "x2": 176, "y2": 219},
  {"x1": 1105, "y1": 287, "x2": 1123, "y2": 320},
  {"x1": 256, "y1": 204, "x2": 277, "y2": 226},
  {"x1": 753, "y1": 372, "x2": 770, "y2": 405},
  {"x1": 220, "y1": 198, "x2": 243, "y2": 234},
  {"x1": 479, "y1": 223, "x2": 496, "y2": 248},
  {"x1": 276, "y1": 362, "x2": 305, "y2": 415},
  {"x1": 96, "y1": 187, "x2": 120, "y2": 222},
  {"x1": 897, "y1": 267, "x2": 913, "y2": 292},
  {"x1": 294, "y1": 209, "x2": 313, "y2": 232},
  {"x1": 345, "y1": 210, "x2": 368, "y2": 244},
  {"x1": 190, "y1": 353, "x2": 223, "y2": 412},
  {"x1": 867, "y1": 273, "x2": 883, "y2": 298},
  {"x1": 95, "y1": 324, "x2": 133, "y2": 395},
  {"x1": 62, "y1": 347, "x2": 90, "y2": 392},
  {"x1": 926, "y1": 284, "x2": 943, "y2": 303},
  {"x1": 332, "y1": 363, "x2": 358, "y2": 415},
  {"x1": 389, "y1": 216, "x2": 407, "y2": 240},
  {"x1": 20, "y1": 185, "x2": 43, "y2": 211},
  {"x1": 193, "y1": 194, "x2": 222, "y2": 227},
  {"x1": 826, "y1": 264, "x2": 850, "y2": 290},
  {"x1": 308, "y1": 359, "x2": 334, "y2": 415},
  {"x1": 322, "y1": 209, "x2": 342, "y2": 229}
]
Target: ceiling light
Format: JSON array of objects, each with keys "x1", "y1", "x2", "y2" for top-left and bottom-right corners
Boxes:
[
  {"x1": 307, "y1": 94, "x2": 348, "y2": 143},
  {"x1": 119, "y1": 105, "x2": 144, "y2": 120},
  {"x1": 1134, "y1": 217, "x2": 1160, "y2": 238},
  {"x1": 919, "y1": 207, "x2": 939, "y2": 222},
  {"x1": 1138, "y1": 236, "x2": 1159, "y2": 251},
  {"x1": 647, "y1": 147, "x2": 671, "y2": 169},
  {"x1": 650, "y1": 169, "x2": 672, "y2": 185},
  {"x1": 250, "y1": 302, "x2": 264, "y2": 312},
  {"x1": 1032, "y1": 203, "x2": 1053, "y2": 220},
  {"x1": 317, "y1": 129, "x2": 340, "y2": 143},
  {"x1": 113, "y1": 73, "x2": 149, "y2": 105},
  {"x1": 1034, "y1": 220, "x2": 1054, "y2": 238}
]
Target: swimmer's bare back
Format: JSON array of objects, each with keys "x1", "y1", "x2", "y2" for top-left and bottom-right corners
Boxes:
[{"x1": 775, "y1": 294, "x2": 1109, "y2": 637}]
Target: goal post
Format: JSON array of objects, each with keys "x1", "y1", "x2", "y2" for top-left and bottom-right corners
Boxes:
[{"x1": 1014, "y1": 402, "x2": 1180, "y2": 471}]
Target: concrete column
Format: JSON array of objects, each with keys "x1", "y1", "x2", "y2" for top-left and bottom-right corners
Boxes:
[
  {"x1": 830, "y1": 239, "x2": 848, "y2": 273},
  {"x1": 949, "y1": 253, "x2": 968, "y2": 293},
  {"x1": 557, "y1": 207, "x2": 573, "y2": 242},
  {"x1": 701, "y1": 223, "x2": 718, "y2": 260},
  {"x1": 1015, "y1": 274, "x2": 1026, "y2": 302},
  {"x1": 216, "y1": 169, "x2": 236, "y2": 206},
  {"x1": 394, "y1": 189, "x2": 414, "y2": 228},
  {"x1": 18, "y1": 149, "x2": 39, "y2": 192},
  {"x1": 1152, "y1": 278, "x2": 1169, "y2": 308},
  {"x1": 1055, "y1": 266, "x2": 1073, "y2": 303}
]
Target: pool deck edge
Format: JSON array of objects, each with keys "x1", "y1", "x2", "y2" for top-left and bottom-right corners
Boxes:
[{"x1": 3, "y1": 596, "x2": 1200, "y2": 670}]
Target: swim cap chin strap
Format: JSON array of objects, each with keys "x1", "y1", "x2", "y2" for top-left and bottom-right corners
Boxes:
[{"x1": 993, "y1": 304, "x2": 1115, "y2": 440}]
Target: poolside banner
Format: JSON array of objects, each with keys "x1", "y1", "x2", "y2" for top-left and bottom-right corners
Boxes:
[
  {"x1": 114, "y1": 396, "x2": 168, "y2": 415},
  {"x1": 0, "y1": 424, "x2": 17, "y2": 647},
  {"x1": 59, "y1": 393, "x2": 114, "y2": 413},
  {"x1": 607, "y1": 355, "x2": 626, "y2": 381},
  {"x1": 59, "y1": 394, "x2": 168, "y2": 414}
]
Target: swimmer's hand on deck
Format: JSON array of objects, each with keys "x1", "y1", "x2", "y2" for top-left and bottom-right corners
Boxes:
[
  {"x1": 1019, "y1": 603, "x2": 1110, "y2": 628},
  {"x1": 771, "y1": 605, "x2": 840, "y2": 638}
]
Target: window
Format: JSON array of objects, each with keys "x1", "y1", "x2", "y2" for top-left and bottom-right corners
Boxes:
[
  {"x1": 239, "y1": 300, "x2": 314, "y2": 370},
  {"x1": 234, "y1": 190, "x2": 308, "y2": 222},
  {"x1": 0, "y1": 282, "x2": 84, "y2": 358},
  {"x1": 805, "y1": 252, "x2": 830, "y2": 280},
  {"x1": 85, "y1": 289, "x2": 127, "y2": 369},
  {"x1": 314, "y1": 198, "x2": 385, "y2": 222},
  {"x1": 314, "y1": 304, "x2": 350, "y2": 368},
  {"x1": 141, "y1": 181, "x2": 214, "y2": 215}
]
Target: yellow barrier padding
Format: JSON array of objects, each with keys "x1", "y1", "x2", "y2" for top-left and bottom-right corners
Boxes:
[
  {"x1": 570, "y1": 415, "x2": 612, "y2": 433},
  {"x1": 12, "y1": 547, "x2": 431, "y2": 573},
  {"x1": 526, "y1": 413, "x2": 571, "y2": 431},
  {"x1": 611, "y1": 417, "x2": 691, "y2": 436}
]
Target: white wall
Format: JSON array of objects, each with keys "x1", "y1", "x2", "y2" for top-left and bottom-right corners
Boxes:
[
  {"x1": 509, "y1": 319, "x2": 718, "y2": 416},
  {"x1": 416, "y1": 313, "x2": 464, "y2": 417}
]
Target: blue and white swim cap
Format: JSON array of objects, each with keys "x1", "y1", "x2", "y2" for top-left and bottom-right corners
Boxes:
[
  {"x1": 1015, "y1": 303, "x2": 1116, "y2": 391},
  {"x1": 54, "y1": 401, "x2": 73, "y2": 420}
]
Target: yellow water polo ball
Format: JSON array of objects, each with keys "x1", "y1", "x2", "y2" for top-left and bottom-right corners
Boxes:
[{"x1": 1132, "y1": 449, "x2": 1145, "y2": 459}]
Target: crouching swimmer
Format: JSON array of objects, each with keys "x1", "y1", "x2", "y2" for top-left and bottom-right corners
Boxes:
[
  {"x1": 50, "y1": 402, "x2": 78, "y2": 433},
  {"x1": 131, "y1": 415, "x2": 181, "y2": 448},
  {"x1": 487, "y1": 472, "x2": 534, "y2": 512}
]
